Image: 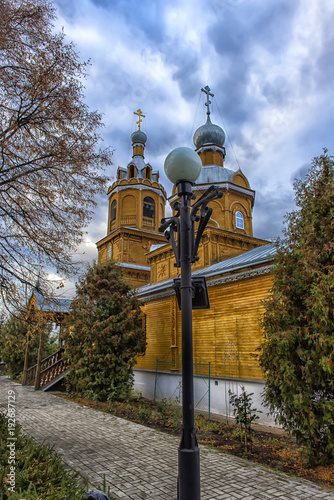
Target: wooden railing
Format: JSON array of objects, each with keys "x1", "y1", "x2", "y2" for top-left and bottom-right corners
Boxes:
[
  {"x1": 26, "y1": 349, "x2": 67, "y2": 389},
  {"x1": 121, "y1": 215, "x2": 136, "y2": 226},
  {"x1": 26, "y1": 364, "x2": 37, "y2": 386},
  {"x1": 120, "y1": 216, "x2": 155, "y2": 228},
  {"x1": 142, "y1": 217, "x2": 155, "y2": 228}
]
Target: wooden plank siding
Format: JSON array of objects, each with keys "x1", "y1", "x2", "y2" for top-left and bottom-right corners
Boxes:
[
  {"x1": 135, "y1": 296, "x2": 178, "y2": 371},
  {"x1": 135, "y1": 272, "x2": 273, "y2": 380}
]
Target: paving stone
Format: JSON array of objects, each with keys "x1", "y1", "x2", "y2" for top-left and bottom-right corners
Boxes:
[{"x1": 1, "y1": 377, "x2": 334, "y2": 500}]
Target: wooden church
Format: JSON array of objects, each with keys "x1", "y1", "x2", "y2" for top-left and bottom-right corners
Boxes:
[{"x1": 96, "y1": 92, "x2": 277, "y2": 422}]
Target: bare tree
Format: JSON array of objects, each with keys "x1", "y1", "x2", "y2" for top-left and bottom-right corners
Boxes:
[{"x1": 0, "y1": 0, "x2": 112, "y2": 312}]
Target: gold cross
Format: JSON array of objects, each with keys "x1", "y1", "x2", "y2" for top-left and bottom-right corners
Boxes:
[{"x1": 134, "y1": 109, "x2": 146, "y2": 130}]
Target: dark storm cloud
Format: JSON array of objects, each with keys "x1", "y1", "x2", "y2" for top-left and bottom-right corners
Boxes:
[
  {"x1": 209, "y1": 13, "x2": 254, "y2": 124},
  {"x1": 213, "y1": 64, "x2": 253, "y2": 124},
  {"x1": 172, "y1": 57, "x2": 203, "y2": 101},
  {"x1": 90, "y1": 66, "x2": 134, "y2": 103},
  {"x1": 253, "y1": 188, "x2": 295, "y2": 239},
  {"x1": 290, "y1": 162, "x2": 310, "y2": 182},
  {"x1": 210, "y1": 0, "x2": 299, "y2": 57},
  {"x1": 104, "y1": 128, "x2": 130, "y2": 154},
  {"x1": 210, "y1": 9, "x2": 248, "y2": 59},
  {"x1": 251, "y1": 1, "x2": 300, "y2": 54},
  {"x1": 208, "y1": 0, "x2": 300, "y2": 124},
  {"x1": 147, "y1": 128, "x2": 180, "y2": 157},
  {"x1": 91, "y1": 0, "x2": 167, "y2": 44},
  {"x1": 316, "y1": 19, "x2": 334, "y2": 89},
  {"x1": 262, "y1": 76, "x2": 290, "y2": 106}
]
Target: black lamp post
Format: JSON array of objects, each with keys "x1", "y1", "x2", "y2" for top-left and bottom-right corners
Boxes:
[{"x1": 160, "y1": 147, "x2": 222, "y2": 500}]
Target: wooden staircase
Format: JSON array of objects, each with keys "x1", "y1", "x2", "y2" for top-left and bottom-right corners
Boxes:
[{"x1": 26, "y1": 348, "x2": 68, "y2": 391}]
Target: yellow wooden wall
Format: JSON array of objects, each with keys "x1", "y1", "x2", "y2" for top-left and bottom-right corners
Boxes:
[
  {"x1": 135, "y1": 296, "x2": 177, "y2": 371},
  {"x1": 135, "y1": 272, "x2": 273, "y2": 380}
]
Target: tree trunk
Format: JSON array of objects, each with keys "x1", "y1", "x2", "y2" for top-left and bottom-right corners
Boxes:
[
  {"x1": 34, "y1": 327, "x2": 44, "y2": 390},
  {"x1": 22, "y1": 332, "x2": 30, "y2": 385}
]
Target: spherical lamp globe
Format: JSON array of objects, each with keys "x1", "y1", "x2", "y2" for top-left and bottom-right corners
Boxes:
[{"x1": 164, "y1": 147, "x2": 202, "y2": 184}]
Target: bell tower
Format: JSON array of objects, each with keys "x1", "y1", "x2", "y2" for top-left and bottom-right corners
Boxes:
[{"x1": 96, "y1": 110, "x2": 167, "y2": 287}]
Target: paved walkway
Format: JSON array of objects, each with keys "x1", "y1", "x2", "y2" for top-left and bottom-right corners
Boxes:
[{"x1": 0, "y1": 377, "x2": 333, "y2": 500}]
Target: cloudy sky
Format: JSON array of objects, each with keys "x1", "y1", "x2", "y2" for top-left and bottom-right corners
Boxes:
[{"x1": 51, "y1": 0, "x2": 334, "y2": 294}]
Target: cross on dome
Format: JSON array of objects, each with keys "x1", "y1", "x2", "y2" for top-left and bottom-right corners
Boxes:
[
  {"x1": 201, "y1": 85, "x2": 214, "y2": 119},
  {"x1": 134, "y1": 109, "x2": 146, "y2": 130},
  {"x1": 193, "y1": 85, "x2": 226, "y2": 153}
]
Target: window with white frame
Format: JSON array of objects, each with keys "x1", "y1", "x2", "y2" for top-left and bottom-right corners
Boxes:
[{"x1": 236, "y1": 211, "x2": 244, "y2": 229}]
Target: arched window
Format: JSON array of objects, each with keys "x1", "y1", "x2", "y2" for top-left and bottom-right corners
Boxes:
[
  {"x1": 143, "y1": 196, "x2": 155, "y2": 218},
  {"x1": 110, "y1": 200, "x2": 116, "y2": 222},
  {"x1": 141, "y1": 166, "x2": 151, "y2": 180},
  {"x1": 236, "y1": 211, "x2": 244, "y2": 229},
  {"x1": 107, "y1": 245, "x2": 111, "y2": 259},
  {"x1": 145, "y1": 166, "x2": 151, "y2": 180},
  {"x1": 129, "y1": 164, "x2": 136, "y2": 178}
]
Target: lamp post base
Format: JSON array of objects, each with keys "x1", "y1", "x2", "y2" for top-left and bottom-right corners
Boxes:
[{"x1": 177, "y1": 446, "x2": 200, "y2": 500}]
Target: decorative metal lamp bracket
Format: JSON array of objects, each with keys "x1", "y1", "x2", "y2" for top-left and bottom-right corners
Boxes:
[
  {"x1": 159, "y1": 185, "x2": 223, "y2": 267},
  {"x1": 159, "y1": 205, "x2": 181, "y2": 266}
]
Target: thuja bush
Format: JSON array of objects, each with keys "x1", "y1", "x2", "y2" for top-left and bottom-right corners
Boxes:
[
  {"x1": 0, "y1": 314, "x2": 57, "y2": 380},
  {"x1": 0, "y1": 316, "x2": 29, "y2": 379},
  {"x1": 65, "y1": 259, "x2": 146, "y2": 402},
  {"x1": 259, "y1": 150, "x2": 334, "y2": 464}
]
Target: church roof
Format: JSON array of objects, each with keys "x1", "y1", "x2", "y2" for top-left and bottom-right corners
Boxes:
[
  {"x1": 194, "y1": 243, "x2": 276, "y2": 279},
  {"x1": 34, "y1": 289, "x2": 71, "y2": 314},
  {"x1": 136, "y1": 243, "x2": 276, "y2": 298},
  {"x1": 128, "y1": 155, "x2": 146, "y2": 171},
  {"x1": 195, "y1": 165, "x2": 236, "y2": 184},
  {"x1": 193, "y1": 117, "x2": 226, "y2": 149}
]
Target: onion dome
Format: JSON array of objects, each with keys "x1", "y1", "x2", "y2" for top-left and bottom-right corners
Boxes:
[
  {"x1": 131, "y1": 130, "x2": 147, "y2": 145},
  {"x1": 193, "y1": 116, "x2": 225, "y2": 149}
]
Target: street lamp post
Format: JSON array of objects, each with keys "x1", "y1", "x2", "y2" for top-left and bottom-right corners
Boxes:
[{"x1": 160, "y1": 147, "x2": 222, "y2": 500}]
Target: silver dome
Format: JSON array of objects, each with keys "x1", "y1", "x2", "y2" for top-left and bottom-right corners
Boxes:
[
  {"x1": 193, "y1": 117, "x2": 225, "y2": 149},
  {"x1": 131, "y1": 130, "x2": 147, "y2": 144}
]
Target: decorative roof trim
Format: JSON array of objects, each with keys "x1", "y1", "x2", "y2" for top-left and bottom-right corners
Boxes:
[
  {"x1": 96, "y1": 226, "x2": 166, "y2": 246},
  {"x1": 168, "y1": 182, "x2": 255, "y2": 205},
  {"x1": 195, "y1": 145, "x2": 226, "y2": 155},
  {"x1": 116, "y1": 262, "x2": 150, "y2": 272},
  {"x1": 137, "y1": 264, "x2": 273, "y2": 303},
  {"x1": 192, "y1": 183, "x2": 255, "y2": 197},
  {"x1": 138, "y1": 287, "x2": 174, "y2": 303},
  {"x1": 208, "y1": 264, "x2": 273, "y2": 287},
  {"x1": 109, "y1": 183, "x2": 167, "y2": 201}
]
